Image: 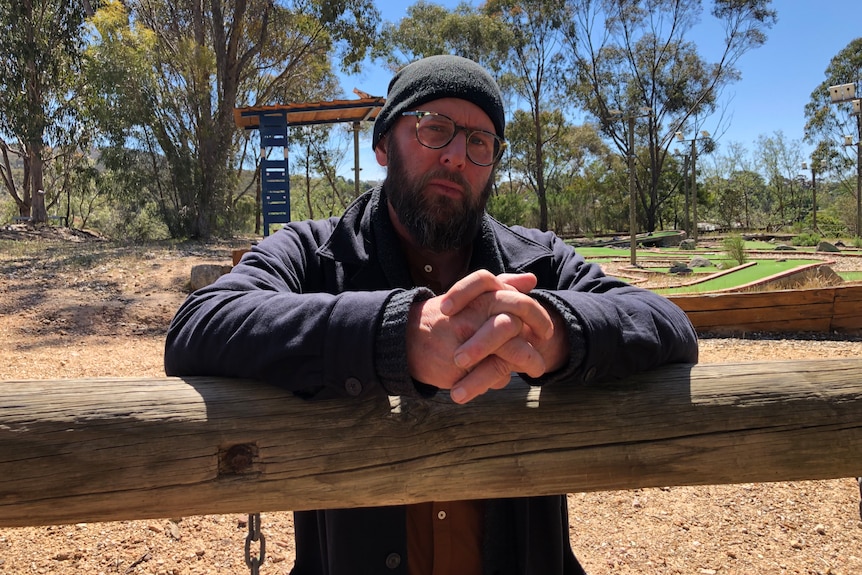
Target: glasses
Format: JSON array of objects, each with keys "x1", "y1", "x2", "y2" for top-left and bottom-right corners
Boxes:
[{"x1": 402, "y1": 111, "x2": 506, "y2": 166}]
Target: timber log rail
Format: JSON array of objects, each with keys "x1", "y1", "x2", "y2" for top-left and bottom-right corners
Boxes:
[{"x1": 1, "y1": 359, "x2": 861, "y2": 528}]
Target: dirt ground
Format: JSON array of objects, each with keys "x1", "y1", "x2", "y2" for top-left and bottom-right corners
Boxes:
[{"x1": 1, "y1": 224, "x2": 861, "y2": 575}]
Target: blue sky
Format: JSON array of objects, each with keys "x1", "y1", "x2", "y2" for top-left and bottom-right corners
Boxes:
[{"x1": 337, "y1": 1, "x2": 862, "y2": 181}]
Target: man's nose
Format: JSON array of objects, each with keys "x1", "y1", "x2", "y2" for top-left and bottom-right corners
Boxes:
[{"x1": 439, "y1": 130, "x2": 468, "y2": 169}]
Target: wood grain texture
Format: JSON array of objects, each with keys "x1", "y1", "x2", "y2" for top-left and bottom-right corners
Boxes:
[
  {"x1": 1, "y1": 359, "x2": 861, "y2": 527},
  {"x1": 668, "y1": 285, "x2": 862, "y2": 333}
]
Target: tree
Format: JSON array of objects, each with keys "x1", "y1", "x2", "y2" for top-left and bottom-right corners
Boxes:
[
  {"x1": 563, "y1": 0, "x2": 777, "y2": 233},
  {"x1": 373, "y1": 1, "x2": 510, "y2": 70},
  {"x1": 505, "y1": 109, "x2": 608, "y2": 234},
  {"x1": 481, "y1": 0, "x2": 569, "y2": 231},
  {"x1": 803, "y1": 37, "x2": 862, "y2": 237},
  {"x1": 705, "y1": 140, "x2": 766, "y2": 229},
  {"x1": 0, "y1": 0, "x2": 96, "y2": 224},
  {"x1": 756, "y1": 131, "x2": 804, "y2": 229},
  {"x1": 377, "y1": 0, "x2": 572, "y2": 231},
  {"x1": 290, "y1": 124, "x2": 353, "y2": 220},
  {"x1": 87, "y1": 0, "x2": 379, "y2": 239}
]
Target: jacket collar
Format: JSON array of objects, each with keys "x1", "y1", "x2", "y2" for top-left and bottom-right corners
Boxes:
[{"x1": 317, "y1": 186, "x2": 552, "y2": 283}]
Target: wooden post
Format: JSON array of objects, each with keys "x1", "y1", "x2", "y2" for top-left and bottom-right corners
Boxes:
[{"x1": 1, "y1": 359, "x2": 861, "y2": 527}]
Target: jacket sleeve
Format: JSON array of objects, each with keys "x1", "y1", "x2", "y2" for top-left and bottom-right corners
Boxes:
[
  {"x1": 164, "y1": 222, "x2": 399, "y2": 400},
  {"x1": 521, "y1": 230, "x2": 698, "y2": 386}
]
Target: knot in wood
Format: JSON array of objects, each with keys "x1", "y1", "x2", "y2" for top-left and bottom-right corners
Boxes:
[{"x1": 219, "y1": 443, "x2": 258, "y2": 475}]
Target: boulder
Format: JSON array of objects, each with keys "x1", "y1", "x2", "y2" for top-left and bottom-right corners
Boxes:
[
  {"x1": 774, "y1": 244, "x2": 796, "y2": 251},
  {"x1": 689, "y1": 256, "x2": 712, "y2": 268},
  {"x1": 816, "y1": 241, "x2": 840, "y2": 253},
  {"x1": 680, "y1": 239, "x2": 697, "y2": 250}
]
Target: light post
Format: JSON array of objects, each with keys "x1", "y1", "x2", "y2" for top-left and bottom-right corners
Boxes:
[
  {"x1": 801, "y1": 159, "x2": 827, "y2": 232},
  {"x1": 610, "y1": 107, "x2": 652, "y2": 266},
  {"x1": 675, "y1": 130, "x2": 710, "y2": 242},
  {"x1": 828, "y1": 83, "x2": 862, "y2": 238},
  {"x1": 673, "y1": 151, "x2": 691, "y2": 235}
]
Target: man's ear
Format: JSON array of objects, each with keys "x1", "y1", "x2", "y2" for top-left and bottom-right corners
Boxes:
[{"x1": 374, "y1": 135, "x2": 389, "y2": 167}]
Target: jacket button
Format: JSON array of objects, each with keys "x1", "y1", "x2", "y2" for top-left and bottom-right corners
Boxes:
[
  {"x1": 345, "y1": 377, "x2": 362, "y2": 396},
  {"x1": 385, "y1": 552, "x2": 401, "y2": 569}
]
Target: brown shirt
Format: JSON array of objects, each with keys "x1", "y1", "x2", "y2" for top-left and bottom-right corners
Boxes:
[{"x1": 407, "y1": 500, "x2": 485, "y2": 575}]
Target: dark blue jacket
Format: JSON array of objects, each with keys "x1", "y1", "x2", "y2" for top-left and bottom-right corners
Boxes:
[{"x1": 165, "y1": 186, "x2": 698, "y2": 574}]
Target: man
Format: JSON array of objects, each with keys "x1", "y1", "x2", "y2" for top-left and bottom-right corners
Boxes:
[{"x1": 165, "y1": 54, "x2": 698, "y2": 575}]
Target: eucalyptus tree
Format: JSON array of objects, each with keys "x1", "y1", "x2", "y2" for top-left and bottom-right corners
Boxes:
[
  {"x1": 756, "y1": 131, "x2": 805, "y2": 229},
  {"x1": 0, "y1": 0, "x2": 98, "y2": 224},
  {"x1": 376, "y1": 0, "x2": 572, "y2": 231},
  {"x1": 87, "y1": 0, "x2": 379, "y2": 238},
  {"x1": 373, "y1": 1, "x2": 510, "y2": 70},
  {"x1": 803, "y1": 37, "x2": 862, "y2": 236},
  {"x1": 290, "y1": 123, "x2": 354, "y2": 220},
  {"x1": 480, "y1": 0, "x2": 571, "y2": 231},
  {"x1": 563, "y1": 0, "x2": 776, "y2": 232}
]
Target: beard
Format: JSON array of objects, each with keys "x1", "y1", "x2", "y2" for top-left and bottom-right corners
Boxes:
[{"x1": 384, "y1": 141, "x2": 493, "y2": 253}]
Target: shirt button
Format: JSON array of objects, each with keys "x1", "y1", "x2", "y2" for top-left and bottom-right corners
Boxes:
[
  {"x1": 385, "y1": 552, "x2": 401, "y2": 569},
  {"x1": 344, "y1": 377, "x2": 362, "y2": 396},
  {"x1": 437, "y1": 510, "x2": 447, "y2": 520}
]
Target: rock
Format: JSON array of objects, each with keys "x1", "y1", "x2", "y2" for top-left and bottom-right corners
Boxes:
[
  {"x1": 190, "y1": 264, "x2": 232, "y2": 291},
  {"x1": 817, "y1": 240, "x2": 840, "y2": 252},
  {"x1": 680, "y1": 239, "x2": 697, "y2": 250},
  {"x1": 774, "y1": 244, "x2": 796, "y2": 251},
  {"x1": 669, "y1": 263, "x2": 692, "y2": 275},
  {"x1": 689, "y1": 256, "x2": 711, "y2": 268}
]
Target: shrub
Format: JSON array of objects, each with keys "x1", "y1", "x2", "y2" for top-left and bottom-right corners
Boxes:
[
  {"x1": 722, "y1": 234, "x2": 748, "y2": 266},
  {"x1": 791, "y1": 232, "x2": 821, "y2": 246}
]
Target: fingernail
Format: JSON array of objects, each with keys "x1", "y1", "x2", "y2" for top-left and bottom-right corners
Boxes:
[
  {"x1": 451, "y1": 387, "x2": 466, "y2": 403},
  {"x1": 440, "y1": 299, "x2": 453, "y2": 315}
]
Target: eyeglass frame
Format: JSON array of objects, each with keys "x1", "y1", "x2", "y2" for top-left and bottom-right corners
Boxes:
[{"x1": 401, "y1": 111, "x2": 507, "y2": 166}]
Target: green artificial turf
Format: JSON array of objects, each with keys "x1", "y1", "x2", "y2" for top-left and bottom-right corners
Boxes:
[{"x1": 655, "y1": 259, "x2": 823, "y2": 294}]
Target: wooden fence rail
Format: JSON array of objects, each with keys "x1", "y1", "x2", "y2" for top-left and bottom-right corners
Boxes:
[{"x1": 1, "y1": 359, "x2": 861, "y2": 528}]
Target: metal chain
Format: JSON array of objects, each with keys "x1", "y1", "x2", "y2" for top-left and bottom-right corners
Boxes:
[
  {"x1": 245, "y1": 512, "x2": 266, "y2": 575},
  {"x1": 857, "y1": 477, "x2": 861, "y2": 521}
]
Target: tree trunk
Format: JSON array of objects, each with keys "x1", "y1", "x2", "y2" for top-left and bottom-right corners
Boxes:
[{"x1": 29, "y1": 145, "x2": 47, "y2": 224}]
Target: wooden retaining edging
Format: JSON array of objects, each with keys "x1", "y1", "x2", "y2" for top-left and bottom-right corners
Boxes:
[{"x1": 667, "y1": 284, "x2": 862, "y2": 334}]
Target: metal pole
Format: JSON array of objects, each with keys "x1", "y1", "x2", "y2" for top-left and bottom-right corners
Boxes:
[
  {"x1": 628, "y1": 115, "x2": 637, "y2": 266},
  {"x1": 682, "y1": 155, "x2": 690, "y2": 238},
  {"x1": 856, "y1": 110, "x2": 861, "y2": 238},
  {"x1": 690, "y1": 138, "x2": 698, "y2": 242},
  {"x1": 812, "y1": 166, "x2": 818, "y2": 232},
  {"x1": 353, "y1": 122, "x2": 361, "y2": 199}
]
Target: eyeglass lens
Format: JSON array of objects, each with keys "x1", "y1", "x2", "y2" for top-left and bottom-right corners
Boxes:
[{"x1": 412, "y1": 113, "x2": 502, "y2": 166}]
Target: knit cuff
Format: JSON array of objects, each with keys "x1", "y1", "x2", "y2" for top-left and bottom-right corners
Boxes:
[
  {"x1": 375, "y1": 287, "x2": 436, "y2": 396},
  {"x1": 520, "y1": 290, "x2": 586, "y2": 386}
]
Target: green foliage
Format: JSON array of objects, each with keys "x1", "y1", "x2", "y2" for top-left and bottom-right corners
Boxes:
[
  {"x1": 563, "y1": 0, "x2": 775, "y2": 234},
  {"x1": 83, "y1": 0, "x2": 379, "y2": 239},
  {"x1": 487, "y1": 185, "x2": 537, "y2": 228},
  {"x1": 722, "y1": 235, "x2": 748, "y2": 266},
  {"x1": 791, "y1": 232, "x2": 821, "y2": 247},
  {"x1": 374, "y1": 1, "x2": 509, "y2": 67}
]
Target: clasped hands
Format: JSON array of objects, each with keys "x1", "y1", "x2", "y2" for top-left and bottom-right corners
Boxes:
[{"x1": 406, "y1": 270, "x2": 568, "y2": 404}]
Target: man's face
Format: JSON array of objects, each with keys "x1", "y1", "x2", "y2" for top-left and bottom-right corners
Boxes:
[{"x1": 375, "y1": 98, "x2": 497, "y2": 252}]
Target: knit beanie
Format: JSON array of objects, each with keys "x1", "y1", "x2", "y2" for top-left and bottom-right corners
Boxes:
[{"x1": 372, "y1": 55, "x2": 505, "y2": 150}]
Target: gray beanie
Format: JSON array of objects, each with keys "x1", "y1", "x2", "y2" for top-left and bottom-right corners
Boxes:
[{"x1": 372, "y1": 55, "x2": 505, "y2": 150}]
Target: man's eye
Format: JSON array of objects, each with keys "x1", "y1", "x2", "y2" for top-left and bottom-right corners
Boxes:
[{"x1": 469, "y1": 133, "x2": 492, "y2": 148}]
